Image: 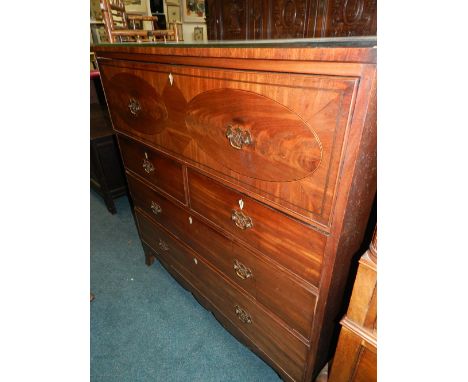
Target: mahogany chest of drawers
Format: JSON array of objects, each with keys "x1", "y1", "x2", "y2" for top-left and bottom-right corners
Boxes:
[{"x1": 94, "y1": 39, "x2": 377, "y2": 382}]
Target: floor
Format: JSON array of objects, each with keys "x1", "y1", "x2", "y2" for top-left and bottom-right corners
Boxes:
[{"x1": 90, "y1": 191, "x2": 282, "y2": 382}]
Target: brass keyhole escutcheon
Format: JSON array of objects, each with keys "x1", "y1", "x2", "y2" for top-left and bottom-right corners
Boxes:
[
  {"x1": 235, "y1": 305, "x2": 252, "y2": 324},
  {"x1": 143, "y1": 158, "x2": 155, "y2": 174},
  {"x1": 231, "y1": 209, "x2": 253, "y2": 230},
  {"x1": 158, "y1": 238, "x2": 169, "y2": 251},
  {"x1": 128, "y1": 97, "x2": 141, "y2": 116},
  {"x1": 225, "y1": 124, "x2": 252, "y2": 150},
  {"x1": 151, "y1": 201, "x2": 162, "y2": 215},
  {"x1": 233, "y1": 259, "x2": 253, "y2": 280}
]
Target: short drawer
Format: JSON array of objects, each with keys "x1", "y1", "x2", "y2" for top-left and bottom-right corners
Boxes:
[
  {"x1": 193, "y1": 251, "x2": 308, "y2": 382},
  {"x1": 127, "y1": 173, "x2": 190, "y2": 237},
  {"x1": 118, "y1": 135, "x2": 186, "y2": 203},
  {"x1": 188, "y1": 169, "x2": 326, "y2": 286},
  {"x1": 135, "y1": 209, "x2": 197, "y2": 273}
]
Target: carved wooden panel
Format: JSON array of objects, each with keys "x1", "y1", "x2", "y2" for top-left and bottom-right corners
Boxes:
[
  {"x1": 247, "y1": 0, "x2": 265, "y2": 39},
  {"x1": 271, "y1": 0, "x2": 308, "y2": 38},
  {"x1": 221, "y1": 0, "x2": 248, "y2": 40},
  {"x1": 326, "y1": 0, "x2": 377, "y2": 37},
  {"x1": 206, "y1": 0, "x2": 220, "y2": 40},
  {"x1": 205, "y1": 0, "x2": 376, "y2": 40}
]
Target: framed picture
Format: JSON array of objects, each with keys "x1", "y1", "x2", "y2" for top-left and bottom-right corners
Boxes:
[
  {"x1": 167, "y1": 4, "x2": 181, "y2": 22},
  {"x1": 193, "y1": 26, "x2": 204, "y2": 41},
  {"x1": 124, "y1": 0, "x2": 148, "y2": 14},
  {"x1": 182, "y1": 0, "x2": 205, "y2": 23},
  {"x1": 90, "y1": 0, "x2": 102, "y2": 21}
]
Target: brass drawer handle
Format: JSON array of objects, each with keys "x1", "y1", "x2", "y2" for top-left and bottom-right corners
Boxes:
[
  {"x1": 142, "y1": 158, "x2": 155, "y2": 174},
  {"x1": 226, "y1": 124, "x2": 252, "y2": 150},
  {"x1": 158, "y1": 238, "x2": 169, "y2": 251},
  {"x1": 235, "y1": 305, "x2": 252, "y2": 324},
  {"x1": 128, "y1": 97, "x2": 141, "y2": 116},
  {"x1": 233, "y1": 259, "x2": 253, "y2": 280},
  {"x1": 150, "y1": 201, "x2": 162, "y2": 215},
  {"x1": 232, "y1": 209, "x2": 253, "y2": 230}
]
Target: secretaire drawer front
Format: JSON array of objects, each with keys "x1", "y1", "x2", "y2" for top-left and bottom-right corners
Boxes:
[
  {"x1": 188, "y1": 169, "x2": 326, "y2": 286},
  {"x1": 171, "y1": 64, "x2": 358, "y2": 226},
  {"x1": 193, "y1": 254, "x2": 307, "y2": 382},
  {"x1": 177, "y1": 212, "x2": 317, "y2": 339},
  {"x1": 101, "y1": 61, "x2": 358, "y2": 226},
  {"x1": 118, "y1": 136, "x2": 186, "y2": 203}
]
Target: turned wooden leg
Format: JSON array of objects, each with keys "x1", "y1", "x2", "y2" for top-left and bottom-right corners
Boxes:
[{"x1": 145, "y1": 253, "x2": 156, "y2": 266}]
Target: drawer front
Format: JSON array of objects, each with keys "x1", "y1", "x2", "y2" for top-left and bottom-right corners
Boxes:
[
  {"x1": 193, "y1": 250, "x2": 308, "y2": 382},
  {"x1": 188, "y1": 169, "x2": 326, "y2": 286},
  {"x1": 181, "y1": 212, "x2": 317, "y2": 340},
  {"x1": 127, "y1": 173, "x2": 190, "y2": 238},
  {"x1": 135, "y1": 209, "x2": 197, "y2": 273},
  {"x1": 130, "y1": 173, "x2": 317, "y2": 339},
  {"x1": 119, "y1": 135, "x2": 186, "y2": 203},
  {"x1": 100, "y1": 61, "x2": 358, "y2": 226},
  {"x1": 136, "y1": 209, "x2": 307, "y2": 381}
]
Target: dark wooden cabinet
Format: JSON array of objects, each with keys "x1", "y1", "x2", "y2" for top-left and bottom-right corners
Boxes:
[
  {"x1": 206, "y1": 0, "x2": 376, "y2": 40},
  {"x1": 90, "y1": 77, "x2": 127, "y2": 214},
  {"x1": 94, "y1": 40, "x2": 376, "y2": 381}
]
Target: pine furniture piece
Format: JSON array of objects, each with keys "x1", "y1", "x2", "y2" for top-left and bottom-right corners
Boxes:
[
  {"x1": 93, "y1": 37, "x2": 377, "y2": 381},
  {"x1": 328, "y1": 227, "x2": 377, "y2": 382},
  {"x1": 206, "y1": 0, "x2": 376, "y2": 40}
]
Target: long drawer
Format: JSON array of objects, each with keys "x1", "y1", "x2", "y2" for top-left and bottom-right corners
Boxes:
[
  {"x1": 135, "y1": 209, "x2": 308, "y2": 381},
  {"x1": 118, "y1": 135, "x2": 186, "y2": 203},
  {"x1": 188, "y1": 169, "x2": 326, "y2": 286},
  {"x1": 185, "y1": 214, "x2": 318, "y2": 341},
  {"x1": 128, "y1": 173, "x2": 317, "y2": 340}
]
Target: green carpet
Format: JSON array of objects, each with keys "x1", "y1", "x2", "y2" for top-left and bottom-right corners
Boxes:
[{"x1": 91, "y1": 191, "x2": 281, "y2": 381}]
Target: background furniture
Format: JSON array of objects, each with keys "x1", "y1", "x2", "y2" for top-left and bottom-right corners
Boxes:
[
  {"x1": 90, "y1": 70, "x2": 127, "y2": 214},
  {"x1": 206, "y1": 0, "x2": 376, "y2": 40},
  {"x1": 168, "y1": 21, "x2": 184, "y2": 41},
  {"x1": 94, "y1": 38, "x2": 376, "y2": 381},
  {"x1": 100, "y1": 0, "x2": 178, "y2": 43},
  {"x1": 100, "y1": 0, "x2": 153, "y2": 42},
  {"x1": 328, "y1": 227, "x2": 377, "y2": 382}
]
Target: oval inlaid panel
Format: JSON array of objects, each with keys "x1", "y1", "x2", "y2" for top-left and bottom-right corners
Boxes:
[
  {"x1": 106, "y1": 72, "x2": 167, "y2": 135},
  {"x1": 185, "y1": 88, "x2": 322, "y2": 182}
]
